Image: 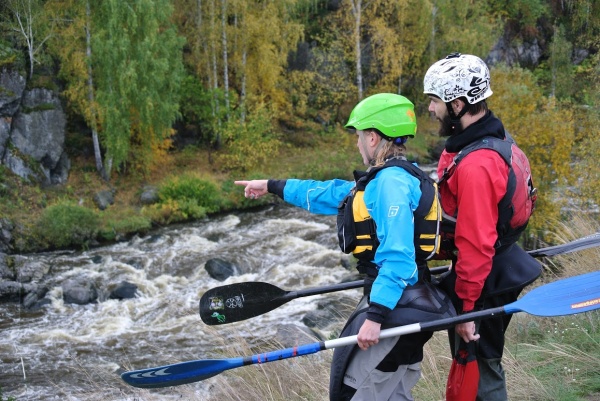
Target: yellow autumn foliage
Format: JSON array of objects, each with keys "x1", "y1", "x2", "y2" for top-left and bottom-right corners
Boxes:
[{"x1": 490, "y1": 65, "x2": 575, "y2": 235}]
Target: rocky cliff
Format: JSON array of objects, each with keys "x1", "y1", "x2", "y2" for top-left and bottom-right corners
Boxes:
[{"x1": 0, "y1": 66, "x2": 70, "y2": 186}]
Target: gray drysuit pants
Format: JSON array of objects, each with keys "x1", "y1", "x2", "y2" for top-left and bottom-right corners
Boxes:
[{"x1": 342, "y1": 335, "x2": 422, "y2": 401}]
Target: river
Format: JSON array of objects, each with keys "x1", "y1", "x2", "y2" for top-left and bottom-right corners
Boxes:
[{"x1": 0, "y1": 204, "x2": 361, "y2": 400}]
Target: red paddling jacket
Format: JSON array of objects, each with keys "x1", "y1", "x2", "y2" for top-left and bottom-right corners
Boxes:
[{"x1": 437, "y1": 111, "x2": 540, "y2": 313}]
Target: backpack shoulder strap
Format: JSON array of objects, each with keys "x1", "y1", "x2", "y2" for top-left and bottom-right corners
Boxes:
[
  {"x1": 438, "y1": 136, "x2": 512, "y2": 184},
  {"x1": 377, "y1": 158, "x2": 437, "y2": 218},
  {"x1": 371, "y1": 157, "x2": 430, "y2": 181}
]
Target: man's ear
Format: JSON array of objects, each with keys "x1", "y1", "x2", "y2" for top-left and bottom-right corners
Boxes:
[{"x1": 451, "y1": 99, "x2": 464, "y2": 113}]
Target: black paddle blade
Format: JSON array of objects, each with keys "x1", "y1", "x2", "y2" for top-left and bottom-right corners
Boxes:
[{"x1": 199, "y1": 281, "x2": 289, "y2": 325}]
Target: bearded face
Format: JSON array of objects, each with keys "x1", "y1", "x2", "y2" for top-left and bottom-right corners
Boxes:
[{"x1": 438, "y1": 113, "x2": 455, "y2": 137}]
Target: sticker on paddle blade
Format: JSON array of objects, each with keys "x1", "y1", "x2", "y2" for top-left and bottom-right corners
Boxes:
[
  {"x1": 211, "y1": 312, "x2": 226, "y2": 323},
  {"x1": 225, "y1": 294, "x2": 245, "y2": 308},
  {"x1": 571, "y1": 297, "x2": 600, "y2": 310},
  {"x1": 208, "y1": 296, "x2": 224, "y2": 310}
]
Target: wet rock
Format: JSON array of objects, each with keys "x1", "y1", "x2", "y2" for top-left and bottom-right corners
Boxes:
[
  {"x1": 28, "y1": 297, "x2": 52, "y2": 311},
  {"x1": 124, "y1": 258, "x2": 144, "y2": 269},
  {"x1": 205, "y1": 258, "x2": 237, "y2": 281},
  {"x1": 62, "y1": 279, "x2": 98, "y2": 305},
  {"x1": 13, "y1": 255, "x2": 50, "y2": 283},
  {"x1": 109, "y1": 281, "x2": 138, "y2": 300},
  {"x1": 302, "y1": 294, "x2": 357, "y2": 330},
  {"x1": 0, "y1": 281, "x2": 36, "y2": 302},
  {"x1": 23, "y1": 286, "x2": 49, "y2": 309}
]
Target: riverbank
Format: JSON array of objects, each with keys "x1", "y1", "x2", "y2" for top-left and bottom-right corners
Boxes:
[{"x1": 0, "y1": 120, "x2": 440, "y2": 255}]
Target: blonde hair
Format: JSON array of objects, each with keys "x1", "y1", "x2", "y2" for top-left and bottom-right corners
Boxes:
[{"x1": 370, "y1": 132, "x2": 407, "y2": 167}]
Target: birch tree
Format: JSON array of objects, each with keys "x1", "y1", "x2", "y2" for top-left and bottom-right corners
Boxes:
[
  {"x1": 350, "y1": 0, "x2": 364, "y2": 100},
  {"x1": 46, "y1": 0, "x2": 106, "y2": 179},
  {"x1": 5, "y1": 0, "x2": 53, "y2": 79},
  {"x1": 93, "y1": 0, "x2": 185, "y2": 176},
  {"x1": 221, "y1": 0, "x2": 230, "y2": 118}
]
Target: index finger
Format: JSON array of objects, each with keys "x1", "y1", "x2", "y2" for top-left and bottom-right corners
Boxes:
[{"x1": 233, "y1": 180, "x2": 249, "y2": 187}]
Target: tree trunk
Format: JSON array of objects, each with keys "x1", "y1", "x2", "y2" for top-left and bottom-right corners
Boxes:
[
  {"x1": 430, "y1": 5, "x2": 437, "y2": 64},
  {"x1": 85, "y1": 0, "x2": 107, "y2": 180},
  {"x1": 210, "y1": 0, "x2": 221, "y2": 149},
  {"x1": 240, "y1": 47, "x2": 247, "y2": 123},
  {"x1": 221, "y1": 0, "x2": 230, "y2": 119},
  {"x1": 351, "y1": 0, "x2": 363, "y2": 100}
]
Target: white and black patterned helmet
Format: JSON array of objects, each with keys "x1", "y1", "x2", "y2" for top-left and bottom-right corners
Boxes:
[{"x1": 423, "y1": 53, "x2": 493, "y2": 104}]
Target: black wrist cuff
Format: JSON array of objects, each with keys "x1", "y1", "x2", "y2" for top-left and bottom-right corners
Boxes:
[
  {"x1": 267, "y1": 179, "x2": 286, "y2": 199},
  {"x1": 366, "y1": 302, "x2": 392, "y2": 324}
]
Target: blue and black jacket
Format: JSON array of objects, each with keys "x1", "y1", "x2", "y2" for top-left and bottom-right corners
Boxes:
[{"x1": 268, "y1": 166, "x2": 422, "y2": 323}]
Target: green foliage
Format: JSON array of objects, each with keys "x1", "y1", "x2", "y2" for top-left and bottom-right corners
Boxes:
[
  {"x1": 489, "y1": 64, "x2": 574, "y2": 234},
  {"x1": 571, "y1": 80, "x2": 600, "y2": 210},
  {"x1": 158, "y1": 174, "x2": 222, "y2": 213},
  {"x1": 179, "y1": 74, "x2": 221, "y2": 145},
  {"x1": 3, "y1": 0, "x2": 54, "y2": 78},
  {"x1": 143, "y1": 173, "x2": 222, "y2": 225},
  {"x1": 488, "y1": 0, "x2": 548, "y2": 31},
  {"x1": 0, "y1": 40, "x2": 18, "y2": 69},
  {"x1": 98, "y1": 209, "x2": 152, "y2": 242},
  {"x1": 306, "y1": 39, "x2": 353, "y2": 113},
  {"x1": 510, "y1": 311, "x2": 600, "y2": 400},
  {"x1": 93, "y1": 0, "x2": 185, "y2": 174},
  {"x1": 427, "y1": 0, "x2": 502, "y2": 62},
  {"x1": 36, "y1": 201, "x2": 99, "y2": 249},
  {"x1": 216, "y1": 106, "x2": 281, "y2": 173},
  {"x1": 534, "y1": 24, "x2": 575, "y2": 100}
]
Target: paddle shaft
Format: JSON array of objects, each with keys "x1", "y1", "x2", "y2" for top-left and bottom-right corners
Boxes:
[
  {"x1": 285, "y1": 280, "x2": 364, "y2": 300},
  {"x1": 125, "y1": 271, "x2": 600, "y2": 389},
  {"x1": 429, "y1": 232, "x2": 600, "y2": 274}
]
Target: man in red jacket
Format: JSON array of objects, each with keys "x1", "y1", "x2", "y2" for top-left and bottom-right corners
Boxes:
[{"x1": 423, "y1": 53, "x2": 542, "y2": 400}]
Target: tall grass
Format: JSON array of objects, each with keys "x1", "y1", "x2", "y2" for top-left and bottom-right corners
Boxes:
[{"x1": 202, "y1": 214, "x2": 600, "y2": 401}]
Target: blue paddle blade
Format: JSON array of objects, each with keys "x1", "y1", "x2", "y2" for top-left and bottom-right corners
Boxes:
[
  {"x1": 506, "y1": 271, "x2": 600, "y2": 317},
  {"x1": 121, "y1": 341, "x2": 326, "y2": 388},
  {"x1": 121, "y1": 357, "x2": 245, "y2": 388}
]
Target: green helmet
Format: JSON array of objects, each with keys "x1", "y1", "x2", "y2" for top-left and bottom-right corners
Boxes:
[{"x1": 345, "y1": 93, "x2": 417, "y2": 138}]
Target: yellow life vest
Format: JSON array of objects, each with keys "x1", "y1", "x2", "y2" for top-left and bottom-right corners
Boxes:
[{"x1": 337, "y1": 158, "x2": 442, "y2": 263}]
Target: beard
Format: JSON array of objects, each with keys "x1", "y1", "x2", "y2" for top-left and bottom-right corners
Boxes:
[
  {"x1": 438, "y1": 114, "x2": 462, "y2": 138},
  {"x1": 437, "y1": 114, "x2": 455, "y2": 137}
]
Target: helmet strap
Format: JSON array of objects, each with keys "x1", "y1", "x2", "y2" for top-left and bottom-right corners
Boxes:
[{"x1": 446, "y1": 101, "x2": 470, "y2": 134}]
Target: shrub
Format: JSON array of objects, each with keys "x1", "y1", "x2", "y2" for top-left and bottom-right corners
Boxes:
[
  {"x1": 216, "y1": 107, "x2": 281, "y2": 173},
  {"x1": 37, "y1": 201, "x2": 99, "y2": 249},
  {"x1": 143, "y1": 174, "x2": 222, "y2": 224},
  {"x1": 158, "y1": 174, "x2": 221, "y2": 212},
  {"x1": 98, "y1": 209, "x2": 152, "y2": 241}
]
